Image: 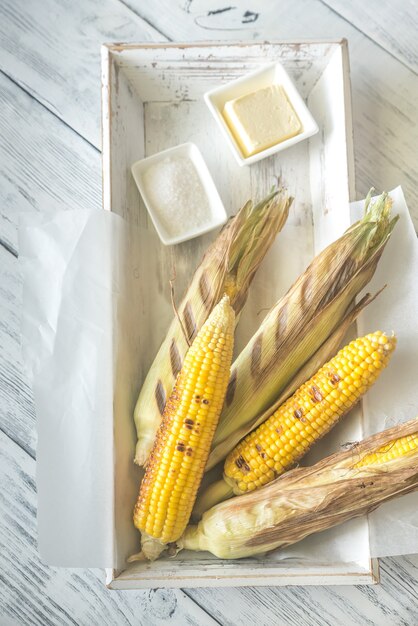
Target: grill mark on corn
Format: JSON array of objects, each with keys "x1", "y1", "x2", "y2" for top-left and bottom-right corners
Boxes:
[
  {"x1": 275, "y1": 302, "x2": 289, "y2": 348},
  {"x1": 329, "y1": 371, "x2": 341, "y2": 385},
  {"x1": 320, "y1": 256, "x2": 357, "y2": 308},
  {"x1": 235, "y1": 455, "x2": 250, "y2": 472},
  {"x1": 155, "y1": 380, "x2": 166, "y2": 415},
  {"x1": 300, "y1": 271, "x2": 314, "y2": 309},
  {"x1": 199, "y1": 271, "x2": 212, "y2": 309},
  {"x1": 294, "y1": 408, "x2": 303, "y2": 419},
  {"x1": 251, "y1": 334, "x2": 263, "y2": 378},
  {"x1": 226, "y1": 369, "x2": 237, "y2": 406},
  {"x1": 170, "y1": 339, "x2": 182, "y2": 378},
  {"x1": 310, "y1": 385, "x2": 323, "y2": 403},
  {"x1": 255, "y1": 444, "x2": 267, "y2": 459},
  {"x1": 183, "y1": 302, "x2": 197, "y2": 343}
]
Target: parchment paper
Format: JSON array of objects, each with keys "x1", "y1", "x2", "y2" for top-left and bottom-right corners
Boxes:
[
  {"x1": 352, "y1": 187, "x2": 418, "y2": 558},
  {"x1": 19, "y1": 187, "x2": 418, "y2": 567},
  {"x1": 19, "y1": 210, "x2": 126, "y2": 567}
]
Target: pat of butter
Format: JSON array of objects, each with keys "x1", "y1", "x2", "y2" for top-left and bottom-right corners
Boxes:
[{"x1": 223, "y1": 85, "x2": 302, "y2": 158}]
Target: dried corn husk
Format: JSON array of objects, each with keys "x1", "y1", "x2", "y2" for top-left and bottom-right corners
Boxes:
[
  {"x1": 134, "y1": 189, "x2": 293, "y2": 465},
  {"x1": 204, "y1": 290, "x2": 381, "y2": 476},
  {"x1": 180, "y1": 417, "x2": 418, "y2": 559},
  {"x1": 192, "y1": 290, "x2": 382, "y2": 518},
  {"x1": 206, "y1": 191, "x2": 398, "y2": 470}
]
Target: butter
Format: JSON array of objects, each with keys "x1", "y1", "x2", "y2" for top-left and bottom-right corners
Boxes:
[{"x1": 223, "y1": 84, "x2": 302, "y2": 158}]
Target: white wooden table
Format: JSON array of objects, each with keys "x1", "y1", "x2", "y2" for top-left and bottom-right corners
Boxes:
[{"x1": 1, "y1": 1, "x2": 418, "y2": 623}]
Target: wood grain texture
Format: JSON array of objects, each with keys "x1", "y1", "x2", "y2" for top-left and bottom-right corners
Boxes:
[
  {"x1": 0, "y1": 246, "x2": 36, "y2": 457},
  {"x1": 323, "y1": 0, "x2": 418, "y2": 74},
  {"x1": 131, "y1": 0, "x2": 418, "y2": 228},
  {"x1": 0, "y1": 0, "x2": 417, "y2": 621},
  {"x1": 187, "y1": 556, "x2": 418, "y2": 626},
  {"x1": 0, "y1": 430, "x2": 218, "y2": 626},
  {"x1": 0, "y1": 0, "x2": 165, "y2": 146},
  {"x1": 0, "y1": 71, "x2": 101, "y2": 254}
]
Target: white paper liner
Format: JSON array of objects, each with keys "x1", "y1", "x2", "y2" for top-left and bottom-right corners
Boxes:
[
  {"x1": 19, "y1": 210, "x2": 126, "y2": 567},
  {"x1": 352, "y1": 186, "x2": 418, "y2": 558},
  {"x1": 19, "y1": 187, "x2": 418, "y2": 567}
]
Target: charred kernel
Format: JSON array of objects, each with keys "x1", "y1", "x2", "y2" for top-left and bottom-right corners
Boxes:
[
  {"x1": 330, "y1": 372, "x2": 341, "y2": 385},
  {"x1": 310, "y1": 386, "x2": 323, "y2": 402},
  {"x1": 294, "y1": 408, "x2": 303, "y2": 419}
]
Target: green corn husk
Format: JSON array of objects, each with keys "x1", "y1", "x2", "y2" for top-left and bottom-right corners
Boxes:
[
  {"x1": 180, "y1": 417, "x2": 418, "y2": 559},
  {"x1": 192, "y1": 290, "x2": 381, "y2": 518},
  {"x1": 206, "y1": 190, "x2": 398, "y2": 471},
  {"x1": 134, "y1": 189, "x2": 293, "y2": 465}
]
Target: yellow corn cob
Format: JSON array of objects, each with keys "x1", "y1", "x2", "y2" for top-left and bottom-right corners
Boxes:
[
  {"x1": 193, "y1": 331, "x2": 396, "y2": 517},
  {"x1": 133, "y1": 295, "x2": 235, "y2": 548},
  {"x1": 180, "y1": 417, "x2": 418, "y2": 560},
  {"x1": 353, "y1": 433, "x2": 418, "y2": 468},
  {"x1": 207, "y1": 191, "x2": 398, "y2": 472},
  {"x1": 225, "y1": 331, "x2": 396, "y2": 494}
]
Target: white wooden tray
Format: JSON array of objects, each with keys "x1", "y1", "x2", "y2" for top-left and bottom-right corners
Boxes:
[{"x1": 101, "y1": 41, "x2": 378, "y2": 588}]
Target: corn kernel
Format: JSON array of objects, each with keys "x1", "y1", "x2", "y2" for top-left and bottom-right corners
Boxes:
[{"x1": 224, "y1": 331, "x2": 396, "y2": 495}]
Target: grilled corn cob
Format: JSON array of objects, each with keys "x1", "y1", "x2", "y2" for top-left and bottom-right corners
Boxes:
[
  {"x1": 194, "y1": 331, "x2": 396, "y2": 515},
  {"x1": 179, "y1": 417, "x2": 418, "y2": 559},
  {"x1": 134, "y1": 189, "x2": 292, "y2": 465},
  {"x1": 133, "y1": 295, "x2": 235, "y2": 557},
  {"x1": 207, "y1": 190, "x2": 398, "y2": 471},
  {"x1": 204, "y1": 290, "x2": 380, "y2": 472}
]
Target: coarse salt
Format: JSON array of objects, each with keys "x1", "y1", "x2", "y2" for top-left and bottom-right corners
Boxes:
[{"x1": 142, "y1": 156, "x2": 211, "y2": 238}]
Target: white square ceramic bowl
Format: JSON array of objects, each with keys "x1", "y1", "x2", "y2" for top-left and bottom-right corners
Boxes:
[
  {"x1": 131, "y1": 142, "x2": 227, "y2": 245},
  {"x1": 204, "y1": 61, "x2": 319, "y2": 167}
]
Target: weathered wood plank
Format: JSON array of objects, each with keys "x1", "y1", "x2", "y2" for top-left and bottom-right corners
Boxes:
[
  {"x1": 0, "y1": 430, "x2": 218, "y2": 625},
  {"x1": 187, "y1": 553, "x2": 418, "y2": 626},
  {"x1": 2, "y1": 0, "x2": 417, "y2": 225},
  {"x1": 0, "y1": 0, "x2": 165, "y2": 147},
  {"x1": 323, "y1": 0, "x2": 418, "y2": 74},
  {"x1": 0, "y1": 246, "x2": 36, "y2": 457},
  {"x1": 0, "y1": 71, "x2": 101, "y2": 254},
  {"x1": 0, "y1": 0, "x2": 417, "y2": 621},
  {"x1": 130, "y1": 0, "x2": 418, "y2": 226},
  {"x1": 1, "y1": 0, "x2": 416, "y2": 219}
]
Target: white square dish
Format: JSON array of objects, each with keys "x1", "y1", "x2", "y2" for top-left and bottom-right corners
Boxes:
[
  {"x1": 100, "y1": 41, "x2": 376, "y2": 589},
  {"x1": 204, "y1": 61, "x2": 319, "y2": 166},
  {"x1": 131, "y1": 142, "x2": 227, "y2": 245}
]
